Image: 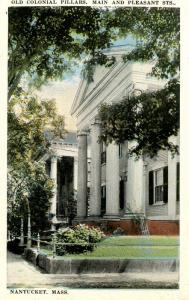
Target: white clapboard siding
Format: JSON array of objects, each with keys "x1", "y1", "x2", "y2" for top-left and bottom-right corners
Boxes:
[{"x1": 146, "y1": 203, "x2": 168, "y2": 216}]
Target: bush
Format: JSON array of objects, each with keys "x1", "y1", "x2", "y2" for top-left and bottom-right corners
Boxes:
[
  {"x1": 54, "y1": 224, "x2": 105, "y2": 256},
  {"x1": 7, "y1": 238, "x2": 26, "y2": 254}
]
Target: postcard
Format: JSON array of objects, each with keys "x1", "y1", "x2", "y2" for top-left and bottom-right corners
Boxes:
[{"x1": 1, "y1": 0, "x2": 189, "y2": 299}]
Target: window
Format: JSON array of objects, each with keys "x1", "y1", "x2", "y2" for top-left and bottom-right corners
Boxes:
[
  {"x1": 154, "y1": 168, "x2": 164, "y2": 203},
  {"x1": 149, "y1": 166, "x2": 168, "y2": 205}
]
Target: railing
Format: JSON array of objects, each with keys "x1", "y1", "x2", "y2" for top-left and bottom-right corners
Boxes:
[
  {"x1": 16, "y1": 233, "x2": 179, "y2": 260},
  {"x1": 24, "y1": 234, "x2": 100, "y2": 259},
  {"x1": 17, "y1": 233, "x2": 56, "y2": 258}
]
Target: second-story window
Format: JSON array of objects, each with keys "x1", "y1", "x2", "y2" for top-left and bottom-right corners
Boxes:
[{"x1": 149, "y1": 166, "x2": 168, "y2": 205}]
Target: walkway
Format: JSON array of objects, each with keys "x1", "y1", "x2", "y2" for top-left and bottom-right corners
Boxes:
[{"x1": 7, "y1": 252, "x2": 179, "y2": 289}]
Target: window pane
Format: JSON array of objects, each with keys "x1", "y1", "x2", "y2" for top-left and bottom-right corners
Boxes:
[
  {"x1": 155, "y1": 169, "x2": 163, "y2": 186},
  {"x1": 155, "y1": 185, "x2": 164, "y2": 202}
]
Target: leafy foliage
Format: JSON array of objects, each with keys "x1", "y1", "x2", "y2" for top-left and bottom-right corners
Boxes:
[
  {"x1": 54, "y1": 224, "x2": 105, "y2": 255},
  {"x1": 9, "y1": 7, "x2": 179, "y2": 157},
  {"x1": 8, "y1": 88, "x2": 66, "y2": 166},
  {"x1": 8, "y1": 7, "x2": 179, "y2": 100},
  {"x1": 84, "y1": 7, "x2": 179, "y2": 82},
  {"x1": 112, "y1": 7, "x2": 180, "y2": 79},
  {"x1": 99, "y1": 79, "x2": 179, "y2": 158},
  {"x1": 7, "y1": 164, "x2": 53, "y2": 236},
  {"x1": 97, "y1": 8, "x2": 180, "y2": 157},
  {"x1": 66, "y1": 191, "x2": 77, "y2": 225},
  {"x1": 8, "y1": 6, "x2": 113, "y2": 99},
  {"x1": 8, "y1": 90, "x2": 66, "y2": 234}
]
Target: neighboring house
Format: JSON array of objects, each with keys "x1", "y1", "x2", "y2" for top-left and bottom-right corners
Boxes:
[
  {"x1": 71, "y1": 45, "x2": 179, "y2": 235},
  {"x1": 44, "y1": 132, "x2": 78, "y2": 229}
]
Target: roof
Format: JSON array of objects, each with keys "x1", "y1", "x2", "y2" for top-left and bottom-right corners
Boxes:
[
  {"x1": 52, "y1": 131, "x2": 77, "y2": 145},
  {"x1": 70, "y1": 45, "x2": 135, "y2": 116}
]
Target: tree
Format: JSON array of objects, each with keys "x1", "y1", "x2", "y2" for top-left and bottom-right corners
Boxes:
[
  {"x1": 99, "y1": 79, "x2": 179, "y2": 158},
  {"x1": 8, "y1": 88, "x2": 66, "y2": 165},
  {"x1": 108, "y1": 7, "x2": 179, "y2": 80},
  {"x1": 8, "y1": 89, "x2": 66, "y2": 234},
  {"x1": 8, "y1": 7, "x2": 179, "y2": 100},
  {"x1": 97, "y1": 7, "x2": 180, "y2": 157},
  {"x1": 7, "y1": 163, "x2": 53, "y2": 236},
  {"x1": 8, "y1": 7, "x2": 180, "y2": 156},
  {"x1": 8, "y1": 6, "x2": 114, "y2": 100}
]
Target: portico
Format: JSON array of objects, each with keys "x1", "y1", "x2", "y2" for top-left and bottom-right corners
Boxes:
[
  {"x1": 44, "y1": 133, "x2": 78, "y2": 229},
  {"x1": 76, "y1": 122, "x2": 122, "y2": 220}
]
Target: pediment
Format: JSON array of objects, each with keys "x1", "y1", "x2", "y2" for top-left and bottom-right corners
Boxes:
[
  {"x1": 71, "y1": 45, "x2": 135, "y2": 115},
  {"x1": 71, "y1": 61, "x2": 121, "y2": 115},
  {"x1": 71, "y1": 46, "x2": 159, "y2": 118}
]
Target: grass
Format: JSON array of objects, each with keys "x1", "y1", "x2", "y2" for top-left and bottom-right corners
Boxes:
[
  {"x1": 100, "y1": 236, "x2": 179, "y2": 246},
  {"x1": 39, "y1": 236, "x2": 179, "y2": 259}
]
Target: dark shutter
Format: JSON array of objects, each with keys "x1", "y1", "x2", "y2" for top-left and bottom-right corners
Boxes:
[
  {"x1": 177, "y1": 162, "x2": 180, "y2": 201},
  {"x1": 149, "y1": 171, "x2": 154, "y2": 205},
  {"x1": 163, "y1": 166, "x2": 168, "y2": 203},
  {"x1": 101, "y1": 186, "x2": 106, "y2": 215},
  {"x1": 119, "y1": 180, "x2": 124, "y2": 210}
]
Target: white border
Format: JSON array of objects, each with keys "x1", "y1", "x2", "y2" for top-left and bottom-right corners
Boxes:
[{"x1": 1, "y1": 1, "x2": 189, "y2": 299}]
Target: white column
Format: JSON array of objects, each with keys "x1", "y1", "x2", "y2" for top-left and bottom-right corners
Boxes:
[
  {"x1": 77, "y1": 130, "x2": 88, "y2": 218},
  {"x1": 73, "y1": 157, "x2": 78, "y2": 192},
  {"x1": 104, "y1": 143, "x2": 120, "y2": 218},
  {"x1": 89, "y1": 119, "x2": 101, "y2": 217},
  {"x1": 126, "y1": 141, "x2": 144, "y2": 214},
  {"x1": 50, "y1": 155, "x2": 58, "y2": 229},
  {"x1": 142, "y1": 162, "x2": 148, "y2": 215},
  {"x1": 168, "y1": 137, "x2": 177, "y2": 219}
]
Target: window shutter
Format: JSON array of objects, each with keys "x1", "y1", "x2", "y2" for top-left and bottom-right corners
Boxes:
[
  {"x1": 101, "y1": 186, "x2": 106, "y2": 215},
  {"x1": 163, "y1": 166, "x2": 168, "y2": 203},
  {"x1": 177, "y1": 162, "x2": 180, "y2": 201},
  {"x1": 119, "y1": 180, "x2": 124, "y2": 210},
  {"x1": 149, "y1": 171, "x2": 154, "y2": 205}
]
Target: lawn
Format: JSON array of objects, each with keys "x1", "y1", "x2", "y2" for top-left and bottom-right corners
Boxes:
[
  {"x1": 40, "y1": 235, "x2": 179, "y2": 259},
  {"x1": 64, "y1": 236, "x2": 179, "y2": 259}
]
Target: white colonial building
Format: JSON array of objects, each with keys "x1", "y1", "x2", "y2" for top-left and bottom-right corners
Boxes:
[{"x1": 71, "y1": 46, "x2": 179, "y2": 235}]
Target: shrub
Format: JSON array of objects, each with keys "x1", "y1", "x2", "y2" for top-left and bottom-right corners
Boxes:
[
  {"x1": 54, "y1": 224, "x2": 105, "y2": 256},
  {"x1": 7, "y1": 238, "x2": 26, "y2": 254}
]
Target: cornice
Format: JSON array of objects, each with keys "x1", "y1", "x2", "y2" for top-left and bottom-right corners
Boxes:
[{"x1": 77, "y1": 129, "x2": 89, "y2": 137}]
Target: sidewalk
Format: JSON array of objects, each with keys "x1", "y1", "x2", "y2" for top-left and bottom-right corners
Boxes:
[{"x1": 7, "y1": 252, "x2": 179, "y2": 289}]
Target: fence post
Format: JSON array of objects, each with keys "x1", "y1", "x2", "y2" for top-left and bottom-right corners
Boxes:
[
  {"x1": 52, "y1": 234, "x2": 56, "y2": 258},
  {"x1": 27, "y1": 209, "x2": 31, "y2": 248},
  {"x1": 20, "y1": 217, "x2": 24, "y2": 246},
  {"x1": 37, "y1": 232, "x2": 40, "y2": 253}
]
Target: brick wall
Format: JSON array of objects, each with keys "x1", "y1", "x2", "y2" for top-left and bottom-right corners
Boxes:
[{"x1": 80, "y1": 219, "x2": 179, "y2": 235}]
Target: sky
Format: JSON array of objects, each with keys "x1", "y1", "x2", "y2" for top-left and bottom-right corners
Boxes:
[{"x1": 37, "y1": 75, "x2": 80, "y2": 131}]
